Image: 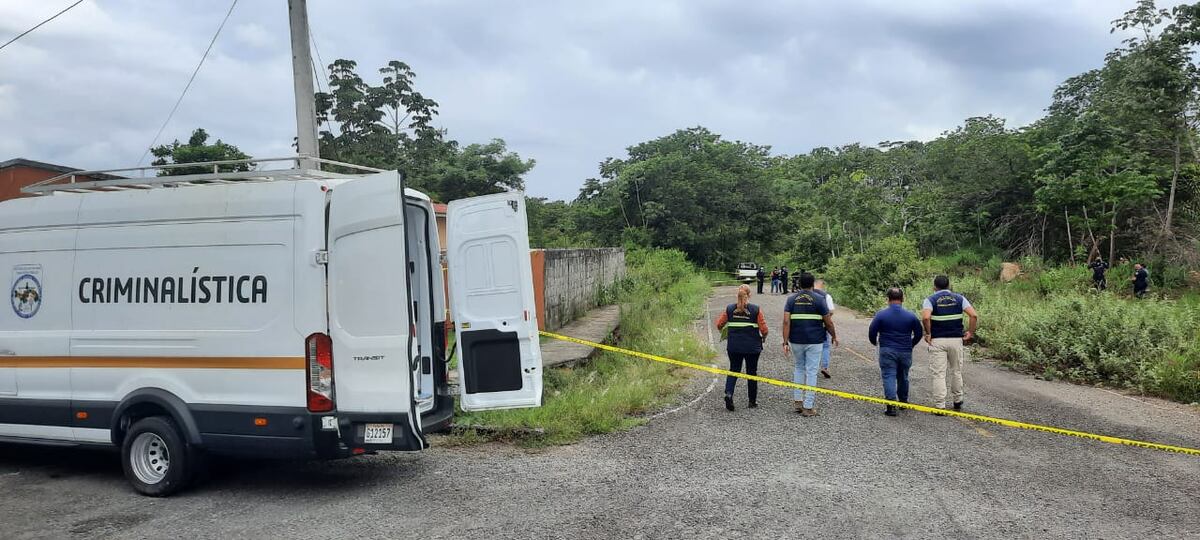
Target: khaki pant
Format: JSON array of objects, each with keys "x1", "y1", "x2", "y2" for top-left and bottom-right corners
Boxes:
[{"x1": 928, "y1": 337, "x2": 965, "y2": 408}]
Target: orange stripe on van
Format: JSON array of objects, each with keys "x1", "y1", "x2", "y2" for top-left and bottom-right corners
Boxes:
[{"x1": 1, "y1": 356, "x2": 305, "y2": 370}]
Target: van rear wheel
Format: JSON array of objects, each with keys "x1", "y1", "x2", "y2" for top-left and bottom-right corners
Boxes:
[{"x1": 121, "y1": 416, "x2": 192, "y2": 497}]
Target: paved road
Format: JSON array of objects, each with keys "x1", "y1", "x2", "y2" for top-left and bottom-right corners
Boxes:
[{"x1": 2, "y1": 285, "x2": 1198, "y2": 539}]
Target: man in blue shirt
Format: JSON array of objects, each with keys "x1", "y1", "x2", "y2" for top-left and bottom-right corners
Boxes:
[
  {"x1": 783, "y1": 273, "x2": 838, "y2": 416},
  {"x1": 868, "y1": 288, "x2": 923, "y2": 417}
]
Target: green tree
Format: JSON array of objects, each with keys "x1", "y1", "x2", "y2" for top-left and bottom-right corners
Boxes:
[
  {"x1": 580, "y1": 127, "x2": 787, "y2": 268},
  {"x1": 150, "y1": 128, "x2": 251, "y2": 176},
  {"x1": 315, "y1": 59, "x2": 533, "y2": 201},
  {"x1": 427, "y1": 139, "x2": 534, "y2": 201}
]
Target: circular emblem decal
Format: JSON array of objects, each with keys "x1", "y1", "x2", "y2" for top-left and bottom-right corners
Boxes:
[{"x1": 11, "y1": 273, "x2": 42, "y2": 319}]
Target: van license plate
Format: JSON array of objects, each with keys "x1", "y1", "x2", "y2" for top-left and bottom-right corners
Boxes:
[{"x1": 364, "y1": 423, "x2": 393, "y2": 444}]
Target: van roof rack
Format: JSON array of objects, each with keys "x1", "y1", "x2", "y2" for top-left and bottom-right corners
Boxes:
[{"x1": 20, "y1": 155, "x2": 388, "y2": 195}]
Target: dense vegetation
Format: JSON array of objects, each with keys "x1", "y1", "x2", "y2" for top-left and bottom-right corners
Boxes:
[
  {"x1": 452, "y1": 249, "x2": 713, "y2": 445},
  {"x1": 521, "y1": 2, "x2": 1200, "y2": 403},
  {"x1": 531, "y1": 1, "x2": 1200, "y2": 274},
  {"x1": 821, "y1": 238, "x2": 1200, "y2": 403}
]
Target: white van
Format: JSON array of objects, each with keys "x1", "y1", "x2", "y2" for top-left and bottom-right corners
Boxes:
[{"x1": 0, "y1": 157, "x2": 543, "y2": 496}]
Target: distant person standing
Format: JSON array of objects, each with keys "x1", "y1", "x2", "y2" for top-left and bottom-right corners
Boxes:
[
  {"x1": 1089, "y1": 258, "x2": 1109, "y2": 290},
  {"x1": 813, "y1": 279, "x2": 836, "y2": 379},
  {"x1": 770, "y1": 267, "x2": 781, "y2": 294},
  {"x1": 869, "y1": 288, "x2": 923, "y2": 416},
  {"x1": 1132, "y1": 263, "x2": 1150, "y2": 298},
  {"x1": 715, "y1": 284, "x2": 768, "y2": 411},
  {"x1": 783, "y1": 273, "x2": 838, "y2": 416},
  {"x1": 921, "y1": 275, "x2": 978, "y2": 412},
  {"x1": 755, "y1": 266, "x2": 766, "y2": 294},
  {"x1": 779, "y1": 267, "x2": 789, "y2": 296}
]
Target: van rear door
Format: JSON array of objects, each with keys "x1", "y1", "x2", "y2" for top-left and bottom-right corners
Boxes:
[
  {"x1": 327, "y1": 171, "x2": 424, "y2": 447},
  {"x1": 447, "y1": 192, "x2": 543, "y2": 411}
]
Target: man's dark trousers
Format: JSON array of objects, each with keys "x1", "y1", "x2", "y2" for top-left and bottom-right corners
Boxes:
[{"x1": 878, "y1": 348, "x2": 912, "y2": 402}]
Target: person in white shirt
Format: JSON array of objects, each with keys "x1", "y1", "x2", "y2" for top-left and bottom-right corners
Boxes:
[{"x1": 814, "y1": 279, "x2": 836, "y2": 378}]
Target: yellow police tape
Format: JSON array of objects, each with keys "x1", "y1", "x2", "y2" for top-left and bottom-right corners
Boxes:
[{"x1": 539, "y1": 330, "x2": 1200, "y2": 457}]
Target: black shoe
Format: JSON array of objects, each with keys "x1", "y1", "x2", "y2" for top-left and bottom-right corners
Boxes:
[
  {"x1": 748, "y1": 401, "x2": 758, "y2": 409},
  {"x1": 724, "y1": 394, "x2": 735, "y2": 411},
  {"x1": 820, "y1": 369, "x2": 831, "y2": 379},
  {"x1": 953, "y1": 401, "x2": 963, "y2": 411},
  {"x1": 885, "y1": 405, "x2": 898, "y2": 416}
]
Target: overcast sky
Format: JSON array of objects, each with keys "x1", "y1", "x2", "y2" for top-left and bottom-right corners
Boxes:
[{"x1": 0, "y1": 0, "x2": 1170, "y2": 200}]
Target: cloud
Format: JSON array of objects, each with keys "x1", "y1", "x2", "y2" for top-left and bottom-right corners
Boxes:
[{"x1": 0, "y1": 0, "x2": 1176, "y2": 200}]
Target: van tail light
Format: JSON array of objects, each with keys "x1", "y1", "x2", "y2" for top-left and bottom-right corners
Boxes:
[{"x1": 306, "y1": 333, "x2": 335, "y2": 412}]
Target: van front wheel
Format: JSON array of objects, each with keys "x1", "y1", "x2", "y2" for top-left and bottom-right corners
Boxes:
[{"x1": 121, "y1": 416, "x2": 192, "y2": 497}]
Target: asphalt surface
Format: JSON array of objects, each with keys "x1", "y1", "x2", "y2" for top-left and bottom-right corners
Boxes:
[{"x1": 2, "y1": 285, "x2": 1198, "y2": 539}]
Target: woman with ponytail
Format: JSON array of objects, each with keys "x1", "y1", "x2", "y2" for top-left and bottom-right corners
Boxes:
[{"x1": 715, "y1": 284, "x2": 768, "y2": 411}]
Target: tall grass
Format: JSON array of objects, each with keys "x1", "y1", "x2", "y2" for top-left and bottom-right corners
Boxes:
[
  {"x1": 452, "y1": 249, "x2": 714, "y2": 445},
  {"x1": 908, "y1": 271, "x2": 1200, "y2": 404},
  {"x1": 830, "y1": 236, "x2": 1200, "y2": 403}
]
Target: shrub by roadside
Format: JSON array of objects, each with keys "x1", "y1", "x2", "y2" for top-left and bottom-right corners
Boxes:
[
  {"x1": 910, "y1": 266, "x2": 1200, "y2": 404},
  {"x1": 825, "y1": 236, "x2": 923, "y2": 312},
  {"x1": 450, "y1": 248, "x2": 714, "y2": 446},
  {"x1": 825, "y1": 236, "x2": 1200, "y2": 404}
]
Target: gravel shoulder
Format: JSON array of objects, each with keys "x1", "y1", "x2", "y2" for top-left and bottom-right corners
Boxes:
[{"x1": 1, "y1": 285, "x2": 1198, "y2": 539}]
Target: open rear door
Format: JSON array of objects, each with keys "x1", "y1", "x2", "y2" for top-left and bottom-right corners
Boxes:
[
  {"x1": 327, "y1": 171, "x2": 425, "y2": 448},
  {"x1": 447, "y1": 192, "x2": 543, "y2": 411}
]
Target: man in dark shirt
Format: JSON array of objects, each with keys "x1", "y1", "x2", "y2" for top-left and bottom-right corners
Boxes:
[
  {"x1": 869, "y1": 287, "x2": 923, "y2": 417},
  {"x1": 1089, "y1": 258, "x2": 1109, "y2": 290},
  {"x1": 1132, "y1": 263, "x2": 1150, "y2": 298},
  {"x1": 755, "y1": 266, "x2": 766, "y2": 294},
  {"x1": 779, "y1": 267, "x2": 789, "y2": 295}
]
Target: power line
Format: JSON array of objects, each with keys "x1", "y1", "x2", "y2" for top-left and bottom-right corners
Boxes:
[
  {"x1": 137, "y1": 0, "x2": 239, "y2": 165},
  {"x1": 0, "y1": 0, "x2": 85, "y2": 53},
  {"x1": 308, "y1": 24, "x2": 338, "y2": 154}
]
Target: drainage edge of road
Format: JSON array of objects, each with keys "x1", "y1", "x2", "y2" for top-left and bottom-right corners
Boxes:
[{"x1": 539, "y1": 330, "x2": 1200, "y2": 457}]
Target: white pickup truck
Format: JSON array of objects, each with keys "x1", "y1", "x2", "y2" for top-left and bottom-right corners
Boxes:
[{"x1": 736, "y1": 262, "x2": 760, "y2": 282}]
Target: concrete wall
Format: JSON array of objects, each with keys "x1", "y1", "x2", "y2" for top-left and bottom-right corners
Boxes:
[{"x1": 534, "y1": 248, "x2": 626, "y2": 331}]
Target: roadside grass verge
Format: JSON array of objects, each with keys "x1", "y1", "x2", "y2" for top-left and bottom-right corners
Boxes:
[
  {"x1": 903, "y1": 275, "x2": 1200, "y2": 404},
  {"x1": 823, "y1": 237, "x2": 1199, "y2": 404},
  {"x1": 449, "y1": 249, "x2": 715, "y2": 446}
]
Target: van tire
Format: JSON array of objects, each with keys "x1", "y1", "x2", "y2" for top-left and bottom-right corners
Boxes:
[{"x1": 121, "y1": 416, "x2": 192, "y2": 497}]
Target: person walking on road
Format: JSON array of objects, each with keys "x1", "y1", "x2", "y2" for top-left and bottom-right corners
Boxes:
[
  {"x1": 755, "y1": 266, "x2": 766, "y2": 295},
  {"x1": 1089, "y1": 257, "x2": 1109, "y2": 291},
  {"x1": 869, "y1": 288, "x2": 923, "y2": 417},
  {"x1": 770, "y1": 267, "x2": 780, "y2": 294},
  {"x1": 1132, "y1": 263, "x2": 1150, "y2": 298},
  {"x1": 715, "y1": 284, "x2": 768, "y2": 411},
  {"x1": 921, "y1": 275, "x2": 979, "y2": 412},
  {"x1": 779, "y1": 267, "x2": 789, "y2": 295},
  {"x1": 783, "y1": 273, "x2": 837, "y2": 416},
  {"x1": 813, "y1": 279, "x2": 836, "y2": 379}
]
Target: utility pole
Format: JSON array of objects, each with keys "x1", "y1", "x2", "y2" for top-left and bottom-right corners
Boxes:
[{"x1": 288, "y1": 0, "x2": 320, "y2": 170}]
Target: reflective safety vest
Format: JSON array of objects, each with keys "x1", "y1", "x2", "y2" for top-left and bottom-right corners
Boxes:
[
  {"x1": 787, "y1": 290, "x2": 827, "y2": 345},
  {"x1": 927, "y1": 290, "x2": 965, "y2": 338},
  {"x1": 725, "y1": 303, "x2": 762, "y2": 354}
]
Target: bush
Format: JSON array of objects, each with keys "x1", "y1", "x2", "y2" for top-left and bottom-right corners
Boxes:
[
  {"x1": 910, "y1": 255, "x2": 1200, "y2": 403},
  {"x1": 826, "y1": 236, "x2": 923, "y2": 312},
  {"x1": 979, "y1": 285, "x2": 1200, "y2": 402}
]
